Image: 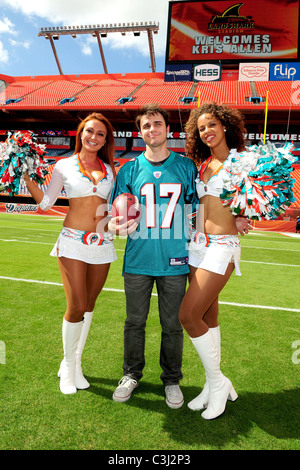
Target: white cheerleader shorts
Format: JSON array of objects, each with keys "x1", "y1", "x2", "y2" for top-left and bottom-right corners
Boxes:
[
  {"x1": 50, "y1": 227, "x2": 117, "y2": 265},
  {"x1": 189, "y1": 231, "x2": 241, "y2": 276}
]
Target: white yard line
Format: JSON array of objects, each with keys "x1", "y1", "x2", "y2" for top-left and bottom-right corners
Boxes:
[
  {"x1": 1, "y1": 275, "x2": 299, "y2": 313},
  {"x1": 242, "y1": 245, "x2": 300, "y2": 252},
  {"x1": 241, "y1": 260, "x2": 300, "y2": 267}
]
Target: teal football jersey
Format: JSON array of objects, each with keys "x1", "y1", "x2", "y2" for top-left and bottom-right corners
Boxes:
[{"x1": 111, "y1": 151, "x2": 198, "y2": 276}]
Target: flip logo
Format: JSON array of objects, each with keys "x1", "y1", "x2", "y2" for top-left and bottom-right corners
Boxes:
[
  {"x1": 270, "y1": 63, "x2": 300, "y2": 81},
  {"x1": 274, "y1": 64, "x2": 296, "y2": 79}
]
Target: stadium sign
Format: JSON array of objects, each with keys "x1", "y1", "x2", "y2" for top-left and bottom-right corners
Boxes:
[
  {"x1": 239, "y1": 63, "x2": 269, "y2": 81},
  {"x1": 246, "y1": 132, "x2": 300, "y2": 141},
  {"x1": 5, "y1": 203, "x2": 38, "y2": 214},
  {"x1": 164, "y1": 64, "x2": 192, "y2": 82},
  {"x1": 166, "y1": 0, "x2": 299, "y2": 63},
  {"x1": 270, "y1": 63, "x2": 300, "y2": 81},
  {"x1": 114, "y1": 131, "x2": 187, "y2": 139},
  {"x1": 193, "y1": 63, "x2": 221, "y2": 81},
  {"x1": 115, "y1": 130, "x2": 300, "y2": 142}
]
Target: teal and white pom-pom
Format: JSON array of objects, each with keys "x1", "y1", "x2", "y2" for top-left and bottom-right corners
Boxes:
[
  {"x1": 0, "y1": 130, "x2": 48, "y2": 196},
  {"x1": 220, "y1": 142, "x2": 296, "y2": 220}
]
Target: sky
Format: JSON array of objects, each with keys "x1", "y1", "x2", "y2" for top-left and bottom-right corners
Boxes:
[{"x1": 0, "y1": 0, "x2": 173, "y2": 77}]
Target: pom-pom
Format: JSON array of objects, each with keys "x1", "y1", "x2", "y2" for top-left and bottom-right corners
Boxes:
[
  {"x1": 220, "y1": 142, "x2": 296, "y2": 220},
  {"x1": 0, "y1": 130, "x2": 49, "y2": 196}
]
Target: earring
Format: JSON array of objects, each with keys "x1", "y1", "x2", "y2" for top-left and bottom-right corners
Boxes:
[{"x1": 224, "y1": 128, "x2": 227, "y2": 132}]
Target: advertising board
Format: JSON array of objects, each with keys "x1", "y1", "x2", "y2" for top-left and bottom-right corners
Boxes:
[
  {"x1": 270, "y1": 62, "x2": 300, "y2": 81},
  {"x1": 166, "y1": 0, "x2": 299, "y2": 63},
  {"x1": 239, "y1": 62, "x2": 269, "y2": 81},
  {"x1": 193, "y1": 63, "x2": 221, "y2": 81}
]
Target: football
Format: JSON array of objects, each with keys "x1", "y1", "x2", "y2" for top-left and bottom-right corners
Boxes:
[{"x1": 111, "y1": 192, "x2": 142, "y2": 225}]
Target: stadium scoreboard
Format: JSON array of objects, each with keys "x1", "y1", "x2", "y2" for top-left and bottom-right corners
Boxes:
[{"x1": 166, "y1": 0, "x2": 300, "y2": 64}]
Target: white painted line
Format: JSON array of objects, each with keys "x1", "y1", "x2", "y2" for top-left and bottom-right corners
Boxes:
[{"x1": 1, "y1": 276, "x2": 299, "y2": 313}]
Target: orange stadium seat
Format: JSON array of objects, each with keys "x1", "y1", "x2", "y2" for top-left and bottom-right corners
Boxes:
[
  {"x1": 194, "y1": 80, "x2": 253, "y2": 107},
  {"x1": 1, "y1": 74, "x2": 300, "y2": 112},
  {"x1": 255, "y1": 81, "x2": 299, "y2": 108},
  {"x1": 123, "y1": 78, "x2": 194, "y2": 108},
  {"x1": 66, "y1": 77, "x2": 144, "y2": 108},
  {"x1": 0, "y1": 79, "x2": 52, "y2": 105},
  {"x1": 2, "y1": 78, "x2": 98, "y2": 108}
]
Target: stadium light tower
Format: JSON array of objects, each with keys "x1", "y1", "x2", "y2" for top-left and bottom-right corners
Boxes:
[{"x1": 38, "y1": 22, "x2": 159, "y2": 74}]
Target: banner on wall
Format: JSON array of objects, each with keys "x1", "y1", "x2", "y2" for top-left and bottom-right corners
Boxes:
[
  {"x1": 164, "y1": 64, "x2": 192, "y2": 81},
  {"x1": 193, "y1": 63, "x2": 221, "y2": 81},
  {"x1": 112, "y1": 130, "x2": 300, "y2": 141},
  {"x1": 239, "y1": 62, "x2": 269, "y2": 81},
  {"x1": 166, "y1": 0, "x2": 299, "y2": 63},
  {"x1": 270, "y1": 62, "x2": 300, "y2": 81},
  {"x1": 0, "y1": 202, "x2": 68, "y2": 216}
]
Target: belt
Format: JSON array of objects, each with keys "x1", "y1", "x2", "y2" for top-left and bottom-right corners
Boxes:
[{"x1": 61, "y1": 227, "x2": 113, "y2": 246}]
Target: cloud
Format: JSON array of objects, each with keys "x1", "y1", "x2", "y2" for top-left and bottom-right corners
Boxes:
[
  {"x1": 0, "y1": 16, "x2": 15, "y2": 34},
  {"x1": 0, "y1": 0, "x2": 169, "y2": 56},
  {"x1": 0, "y1": 40, "x2": 9, "y2": 63},
  {"x1": 81, "y1": 42, "x2": 92, "y2": 56},
  {"x1": 9, "y1": 38, "x2": 31, "y2": 49}
]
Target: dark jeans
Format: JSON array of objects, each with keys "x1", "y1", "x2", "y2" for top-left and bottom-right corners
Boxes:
[{"x1": 123, "y1": 273, "x2": 187, "y2": 385}]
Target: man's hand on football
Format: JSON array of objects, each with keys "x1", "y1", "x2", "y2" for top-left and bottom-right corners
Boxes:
[{"x1": 108, "y1": 216, "x2": 138, "y2": 236}]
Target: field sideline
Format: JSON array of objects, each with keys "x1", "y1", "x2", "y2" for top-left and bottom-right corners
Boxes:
[{"x1": 0, "y1": 213, "x2": 299, "y2": 451}]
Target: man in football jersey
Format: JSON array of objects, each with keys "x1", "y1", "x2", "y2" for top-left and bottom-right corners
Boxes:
[{"x1": 109, "y1": 104, "x2": 198, "y2": 409}]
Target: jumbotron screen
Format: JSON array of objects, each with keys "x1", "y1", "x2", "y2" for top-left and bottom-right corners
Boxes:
[{"x1": 166, "y1": 0, "x2": 300, "y2": 63}]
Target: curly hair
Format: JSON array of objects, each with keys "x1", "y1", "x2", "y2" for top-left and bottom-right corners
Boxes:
[
  {"x1": 185, "y1": 102, "x2": 247, "y2": 166},
  {"x1": 74, "y1": 112, "x2": 116, "y2": 175}
]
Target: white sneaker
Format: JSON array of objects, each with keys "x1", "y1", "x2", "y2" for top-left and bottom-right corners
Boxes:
[
  {"x1": 113, "y1": 376, "x2": 139, "y2": 402},
  {"x1": 165, "y1": 385, "x2": 184, "y2": 409}
]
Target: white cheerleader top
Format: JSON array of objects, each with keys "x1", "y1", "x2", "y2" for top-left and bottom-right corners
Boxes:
[
  {"x1": 196, "y1": 156, "x2": 226, "y2": 199},
  {"x1": 39, "y1": 154, "x2": 114, "y2": 211}
]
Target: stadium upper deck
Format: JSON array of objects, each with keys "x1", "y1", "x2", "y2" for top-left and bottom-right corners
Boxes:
[
  {"x1": 1, "y1": 71, "x2": 300, "y2": 152},
  {"x1": 1, "y1": 72, "x2": 299, "y2": 109}
]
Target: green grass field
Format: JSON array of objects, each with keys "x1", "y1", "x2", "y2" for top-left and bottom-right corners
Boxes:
[{"x1": 0, "y1": 213, "x2": 299, "y2": 451}]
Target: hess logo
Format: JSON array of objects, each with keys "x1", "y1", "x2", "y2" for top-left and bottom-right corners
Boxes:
[{"x1": 194, "y1": 64, "x2": 220, "y2": 81}]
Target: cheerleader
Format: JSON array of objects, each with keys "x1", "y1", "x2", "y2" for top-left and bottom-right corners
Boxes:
[
  {"x1": 179, "y1": 102, "x2": 252, "y2": 420},
  {"x1": 180, "y1": 102, "x2": 295, "y2": 420},
  {"x1": 23, "y1": 113, "x2": 117, "y2": 394}
]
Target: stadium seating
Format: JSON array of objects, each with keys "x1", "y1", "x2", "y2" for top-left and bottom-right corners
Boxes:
[
  {"x1": 1, "y1": 73, "x2": 300, "y2": 111},
  {"x1": 68, "y1": 77, "x2": 144, "y2": 108},
  {"x1": 194, "y1": 80, "x2": 253, "y2": 107},
  {"x1": 255, "y1": 81, "x2": 300, "y2": 108},
  {"x1": 0, "y1": 73, "x2": 262, "y2": 109},
  {"x1": 0, "y1": 79, "x2": 53, "y2": 105}
]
